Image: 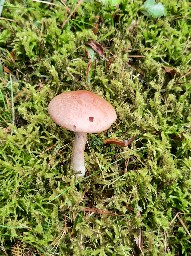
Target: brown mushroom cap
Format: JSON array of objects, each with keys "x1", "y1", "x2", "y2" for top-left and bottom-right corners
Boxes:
[{"x1": 48, "y1": 90, "x2": 117, "y2": 133}]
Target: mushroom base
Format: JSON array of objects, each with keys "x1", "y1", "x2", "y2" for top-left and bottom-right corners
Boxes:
[{"x1": 71, "y1": 132, "x2": 87, "y2": 177}]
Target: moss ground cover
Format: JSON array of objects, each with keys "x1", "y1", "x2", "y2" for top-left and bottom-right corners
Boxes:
[{"x1": 0, "y1": 0, "x2": 191, "y2": 255}]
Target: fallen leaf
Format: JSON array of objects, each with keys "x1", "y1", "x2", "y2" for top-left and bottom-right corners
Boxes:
[
  {"x1": 10, "y1": 51, "x2": 15, "y2": 63},
  {"x1": 163, "y1": 66, "x2": 179, "y2": 77},
  {"x1": 80, "y1": 207, "x2": 124, "y2": 216},
  {"x1": 86, "y1": 40, "x2": 105, "y2": 58},
  {"x1": 93, "y1": 23, "x2": 99, "y2": 34},
  {"x1": 4, "y1": 66, "x2": 12, "y2": 74},
  {"x1": 106, "y1": 56, "x2": 115, "y2": 71},
  {"x1": 104, "y1": 136, "x2": 136, "y2": 147}
]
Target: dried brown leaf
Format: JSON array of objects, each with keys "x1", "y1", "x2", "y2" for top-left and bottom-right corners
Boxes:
[
  {"x1": 80, "y1": 207, "x2": 124, "y2": 216},
  {"x1": 163, "y1": 66, "x2": 179, "y2": 77},
  {"x1": 4, "y1": 66, "x2": 12, "y2": 74},
  {"x1": 86, "y1": 40, "x2": 104, "y2": 58},
  {"x1": 93, "y1": 23, "x2": 99, "y2": 34},
  {"x1": 104, "y1": 136, "x2": 136, "y2": 147}
]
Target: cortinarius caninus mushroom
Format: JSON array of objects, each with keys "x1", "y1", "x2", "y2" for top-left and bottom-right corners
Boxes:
[{"x1": 48, "y1": 90, "x2": 117, "y2": 177}]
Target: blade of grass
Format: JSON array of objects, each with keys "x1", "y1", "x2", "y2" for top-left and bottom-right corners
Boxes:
[
  {"x1": 0, "y1": 89, "x2": 6, "y2": 110},
  {"x1": 7, "y1": 75, "x2": 14, "y2": 134}
]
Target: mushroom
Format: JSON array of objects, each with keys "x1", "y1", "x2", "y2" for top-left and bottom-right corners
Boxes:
[{"x1": 48, "y1": 90, "x2": 117, "y2": 177}]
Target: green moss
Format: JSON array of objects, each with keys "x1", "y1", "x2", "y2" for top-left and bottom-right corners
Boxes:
[{"x1": 0, "y1": 0, "x2": 191, "y2": 255}]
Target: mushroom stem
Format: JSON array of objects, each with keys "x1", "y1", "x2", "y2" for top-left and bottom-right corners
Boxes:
[{"x1": 71, "y1": 132, "x2": 87, "y2": 177}]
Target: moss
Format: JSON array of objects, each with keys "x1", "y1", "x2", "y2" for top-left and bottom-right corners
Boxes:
[{"x1": 0, "y1": 0, "x2": 191, "y2": 255}]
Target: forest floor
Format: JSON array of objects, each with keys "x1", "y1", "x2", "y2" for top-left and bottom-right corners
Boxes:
[{"x1": 0, "y1": 0, "x2": 191, "y2": 255}]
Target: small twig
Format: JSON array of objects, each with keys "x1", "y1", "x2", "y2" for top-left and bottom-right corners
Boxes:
[
  {"x1": 136, "y1": 228, "x2": 143, "y2": 253},
  {"x1": 32, "y1": 0, "x2": 57, "y2": 5},
  {"x1": 179, "y1": 69, "x2": 191, "y2": 80},
  {"x1": 170, "y1": 212, "x2": 191, "y2": 239},
  {"x1": 128, "y1": 55, "x2": 145, "y2": 58},
  {"x1": 0, "y1": 17, "x2": 15, "y2": 22},
  {"x1": 170, "y1": 212, "x2": 181, "y2": 226},
  {"x1": 61, "y1": 0, "x2": 84, "y2": 29},
  {"x1": 177, "y1": 214, "x2": 191, "y2": 239},
  {"x1": 10, "y1": 75, "x2": 15, "y2": 133}
]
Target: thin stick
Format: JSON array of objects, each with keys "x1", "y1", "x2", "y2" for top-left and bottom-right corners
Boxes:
[
  {"x1": 170, "y1": 212, "x2": 181, "y2": 226},
  {"x1": 61, "y1": 0, "x2": 84, "y2": 28},
  {"x1": 9, "y1": 75, "x2": 15, "y2": 135},
  {"x1": 0, "y1": 17, "x2": 15, "y2": 22},
  {"x1": 170, "y1": 212, "x2": 191, "y2": 239},
  {"x1": 177, "y1": 214, "x2": 191, "y2": 239},
  {"x1": 180, "y1": 69, "x2": 191, "y2": 79},
  {"x1": 128, "y1": 55, "x2": 145, "y2": 58},
  {"x1": 32, "y1": 0, "x2": 57, "y2": 5}
]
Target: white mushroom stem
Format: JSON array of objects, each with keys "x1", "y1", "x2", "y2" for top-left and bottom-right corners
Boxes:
[{"x1": 71, "y1": 132, "x2": 87, "y2": 177}]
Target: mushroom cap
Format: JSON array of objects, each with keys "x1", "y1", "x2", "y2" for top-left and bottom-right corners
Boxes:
[{"x1": 48, "y1": 90, "x2": 117, "y2": 133}]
